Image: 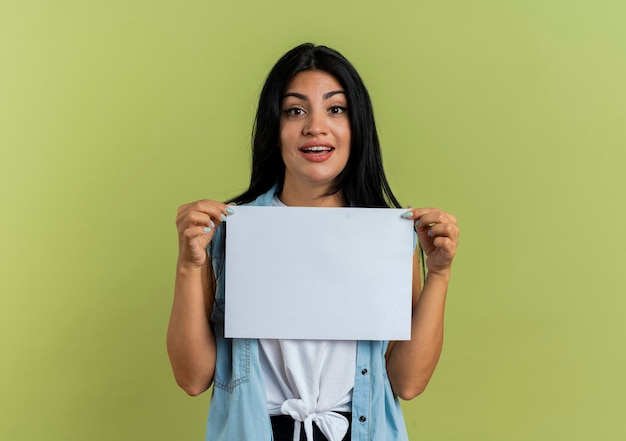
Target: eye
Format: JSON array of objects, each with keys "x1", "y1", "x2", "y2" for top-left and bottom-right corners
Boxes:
[
  {"x1": 283, "y1": 107, "x2": 305, "y2": 117},
  {"x1": 329, "y1": 105, "x2": 347, "y2": 115}
]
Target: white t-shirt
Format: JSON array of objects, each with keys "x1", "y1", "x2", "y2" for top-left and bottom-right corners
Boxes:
[
  {"x1": 258, "y1": 195, "x2": 358, "y2": 441},
  {"x1": 259, "y1": 339, "x2": 357, "y2": 441}
]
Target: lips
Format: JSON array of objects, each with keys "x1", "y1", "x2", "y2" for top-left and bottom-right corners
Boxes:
[{"x1": 299, "y1": 142, "x2": 335, "y2": 162}]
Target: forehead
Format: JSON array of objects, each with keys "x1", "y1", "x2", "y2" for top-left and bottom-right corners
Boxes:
[{"x1": 284, "y1": 70, "x2": 344, "y2": 95}]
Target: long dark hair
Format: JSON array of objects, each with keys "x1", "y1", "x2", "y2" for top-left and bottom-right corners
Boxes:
[
  {"x1": 228, "y1": 43, "x2": 401, "y2": 209},
  {"x1": 211, "y1": 44, "x2": 425, "y2": 303}
]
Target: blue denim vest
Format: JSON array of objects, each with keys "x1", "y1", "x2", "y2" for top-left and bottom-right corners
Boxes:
[{"x1": 205, "y1": 187, "x2": 409, "y2": 441}]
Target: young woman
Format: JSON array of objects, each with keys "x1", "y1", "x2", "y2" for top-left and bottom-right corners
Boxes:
[{"x1": 168, "y1": 43, "x2": 459, "y2": 441}]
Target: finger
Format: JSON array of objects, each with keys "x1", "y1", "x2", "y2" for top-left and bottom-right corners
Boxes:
[
  {"x1": 401, "y1": 207, "x2": 457, "y2": 225},
  {"x1": 186, "y1": 211, "x2": 216, "y2": 227},
  {"x1": 402, "y1": 207, "x2": 444, "y2": 218},
  {"x1": 432, "y1": 236, "x2": 457, "y2": 257},
  {"x1": 184, "y1": 225, "x2": 216, "y2": 241},
  {"x1": 426, "y1": 222, "x2": 460, "y2": 241},
  {"x1": 414, "y1": 211, "x2": 457, "y2": 231},
  {"x1": 178, "y1": 226, "x2": 214, "y2": 267},
  {"x1": 177, "y1": 212, "x2": 212, "y2": 237},
  {"x1": 177, "y1": 201, "x2": 236, "y2": 230},
  {"x1": 179, "y1": 200, "x2": 230, "y2": 217},
  {"x1": 177, "y1": 202, "x2": 191, "y2": 216},
  {"x1": 193, "y1": 200, "x2": 235, "y2": 221},
  {"x1": 177, "y1": 199, "x2": 218, "y2": 215}
]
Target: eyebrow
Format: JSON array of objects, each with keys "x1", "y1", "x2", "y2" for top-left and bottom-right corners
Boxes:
[{"x1": 282, "y1": 90, "x2": 346, "y2": 101}]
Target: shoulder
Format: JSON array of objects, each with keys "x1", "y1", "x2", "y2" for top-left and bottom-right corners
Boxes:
[{"x1": 246, "y1": 185, "x2": 280, "y2": 207}]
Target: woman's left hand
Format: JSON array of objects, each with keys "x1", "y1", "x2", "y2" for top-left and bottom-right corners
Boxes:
[{"x1": 403, "y1": 208, "x2": 459, "y2": 277}]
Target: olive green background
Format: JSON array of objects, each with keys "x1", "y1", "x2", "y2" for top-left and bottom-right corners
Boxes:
[{"x1": 1, "y1": 0, "x2": 624, "y2": 440}]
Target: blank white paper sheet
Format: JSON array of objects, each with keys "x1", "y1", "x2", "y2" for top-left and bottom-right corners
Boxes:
[{"x1": 224, "y1": 206, "x2": 414, "y2": 340}]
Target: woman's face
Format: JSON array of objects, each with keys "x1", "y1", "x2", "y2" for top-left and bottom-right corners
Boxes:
[{"x1": 279, "y1": 70, "x2": 351, "y2": 192}]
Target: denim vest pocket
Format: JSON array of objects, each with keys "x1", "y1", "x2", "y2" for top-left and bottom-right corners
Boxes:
[{"x1": 212, "y1": 329, "x2": 251, "y2": 393}]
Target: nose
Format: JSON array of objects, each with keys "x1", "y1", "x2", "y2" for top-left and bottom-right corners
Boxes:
[{"x1": 303, "y1": 109, "x2": 328, "y2": 136}]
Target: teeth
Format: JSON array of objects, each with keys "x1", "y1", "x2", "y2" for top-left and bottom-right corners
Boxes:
[{"x1": 302, "y1": 146, "x2": 332, "y2": 152}]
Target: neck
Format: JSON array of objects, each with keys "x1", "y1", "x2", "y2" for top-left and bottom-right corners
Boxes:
[{"x1": 279, "y1": 179, "x2": 344, "y2": 207}]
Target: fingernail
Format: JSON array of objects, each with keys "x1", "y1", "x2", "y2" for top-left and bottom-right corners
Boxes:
[
  {"x1": 428, "y1": 228, "x2": 432, "y2": 236},
  {"x1": 415, "y1": 220, "x2": 421, "y2": 227},
  {"x1": 221, "y1": 214, "x2": 227, "y2": 222},
  {"x1": 204, "y1": 227, "x2": 212, "y2": 233},
  {"x1": 226, "y1": 207, "x2": 235, "y2": 215},
  {"x1": 401, "y1": 211, "x2": 412, "y2": 219}
]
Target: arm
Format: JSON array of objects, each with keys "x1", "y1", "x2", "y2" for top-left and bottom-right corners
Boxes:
[
  {"x1": 385, "y1": 208, "x2": 459, "y2": 400},
  {"x1": 166, "y1": 200, "x2": 233, "y2": 396}
]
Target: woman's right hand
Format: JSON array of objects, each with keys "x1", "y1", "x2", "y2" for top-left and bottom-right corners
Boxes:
[{"x1": 175, "y1": 200, "x2": 235, "y2": 269}]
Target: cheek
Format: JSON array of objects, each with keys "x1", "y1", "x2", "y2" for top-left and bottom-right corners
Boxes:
[
  {"x1": 279, "y1": 122, "x2": 297, "y2": 147},
  {"x1": 278, "y1": 143, "x2": 288, "y2": 161},
  {"x1": 278, "y1": 142, "x2": 296, "y2": 164},
  {"x1": 344, "y1": 129, "x2": 351, "y2": 145},
  {"x1": 331, "y1": 117, "x2": 350, "y2": 135},
  {"x1": 336, "y1": 123, "x2": 351, "y2": 146}
]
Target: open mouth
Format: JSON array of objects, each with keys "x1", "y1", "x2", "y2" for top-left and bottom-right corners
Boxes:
[
  {"x1": 300, "y1": 146, "x2": 334, "y2": 154},
  {"x1": 298, "y1": 143, "x2": 335, "y2": 162}
]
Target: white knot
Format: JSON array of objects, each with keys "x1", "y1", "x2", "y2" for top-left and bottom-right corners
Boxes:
[{"x1": 281, "y1": 399, "x2": 349, "y2": 441}]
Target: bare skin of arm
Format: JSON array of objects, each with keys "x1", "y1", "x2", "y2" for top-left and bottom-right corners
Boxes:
[
  {"x1": 166, "y1": 200, "x2": 233, "y2": 396},
  {"x1": 386, "y1": 208, "x2": 459, "y2": 400}
]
